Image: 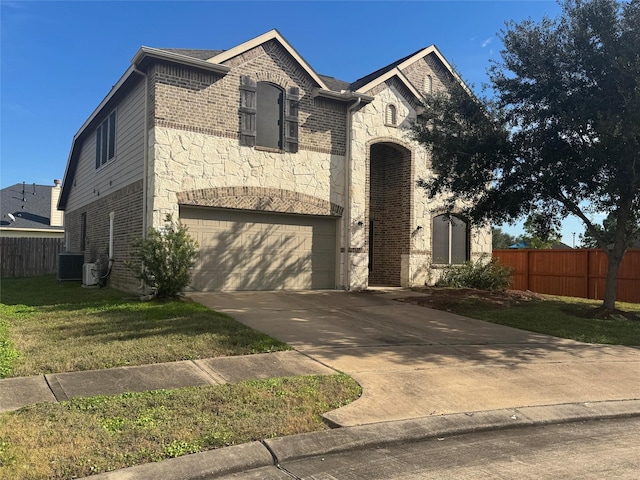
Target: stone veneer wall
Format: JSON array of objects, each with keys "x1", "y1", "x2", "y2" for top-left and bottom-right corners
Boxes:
[
  {"x1": 64, "y1": 180, "x2": 143, "y2": 292},
  {"x1": 149, "y1": 127, "x2": 346, "y2": 229}
]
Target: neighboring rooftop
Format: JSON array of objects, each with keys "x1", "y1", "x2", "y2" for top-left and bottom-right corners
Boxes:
[{"x1": 1, "y1": 180, "x2": 63, "y2": 230}]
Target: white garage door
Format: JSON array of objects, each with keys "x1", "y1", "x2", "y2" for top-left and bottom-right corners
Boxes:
[{"x1": 180, "y1": 207, "x2": 337, "y2": 291}]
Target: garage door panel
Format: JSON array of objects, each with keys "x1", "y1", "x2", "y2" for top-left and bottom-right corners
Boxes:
[{"x1": 181, "y1": 207, "x2": 336, "y2": 291}]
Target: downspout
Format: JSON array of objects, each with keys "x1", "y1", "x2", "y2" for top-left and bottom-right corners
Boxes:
[
  {"x1": 132, "y1": 66, "x2": 149, "y2": 239},
  {"x1": 344, "y1": 96, "x2": 362, "y2": 290}
]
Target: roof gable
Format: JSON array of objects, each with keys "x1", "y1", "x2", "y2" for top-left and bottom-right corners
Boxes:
[
  {"x1": 208, "y1": 29, "x2": 329, "y2": 90},
  {"x1": 352, "y1": 45, "x2": 469, "y2": 98}
]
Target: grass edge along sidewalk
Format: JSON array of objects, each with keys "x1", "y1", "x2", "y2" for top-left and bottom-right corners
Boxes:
[
  {"x1": 0, "y1": 375, "x2": 361, "y2": 480},
  {"x1": 0, "y1": 276, "x2": 289, "y2": 378}
]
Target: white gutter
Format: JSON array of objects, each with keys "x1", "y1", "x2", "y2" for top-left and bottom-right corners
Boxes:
[{"x1": 312, "y1": 88, "x2": 373, "y2": 103}]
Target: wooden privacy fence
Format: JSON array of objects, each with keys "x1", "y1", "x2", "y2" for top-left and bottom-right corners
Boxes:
[
  {"x1": 0, "y1": 237, "x2": 65, "y2": 278},
  {"x1": 493, "y1": 248, "x2": 640, "y2": 304}
]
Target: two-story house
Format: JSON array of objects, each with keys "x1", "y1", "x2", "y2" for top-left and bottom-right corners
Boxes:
[{"x1": 58, "y1": 30, "x2": 491, "y2": 292}]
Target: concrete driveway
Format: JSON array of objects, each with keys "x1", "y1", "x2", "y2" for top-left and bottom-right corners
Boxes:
[{"x1": 191, "y1": 289, "x2": 640, "y2": 427}]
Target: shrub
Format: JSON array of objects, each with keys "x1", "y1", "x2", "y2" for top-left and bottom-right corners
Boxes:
[
  {"x1": 126, "y1": 214, "x2": 199, "y2": 300},
  {"x1": 436, "y1": 256, "x2": 512, "y2": 291}
]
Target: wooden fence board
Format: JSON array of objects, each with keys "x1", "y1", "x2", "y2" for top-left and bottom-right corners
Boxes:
[
  {"x1": 493, "y1": 249, "x2": 640, "y2": 304},
  {"x1": 0, "y1": 237, "x2": 65, "y2": 278}
]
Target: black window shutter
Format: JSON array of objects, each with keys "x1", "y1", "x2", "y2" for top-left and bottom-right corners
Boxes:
[
  {"x1": 284, "y1": 87, "x2": 299, "y2": 153},
  {"x1": 239, "y1": 76, "x2": 257, "y2": 146}
]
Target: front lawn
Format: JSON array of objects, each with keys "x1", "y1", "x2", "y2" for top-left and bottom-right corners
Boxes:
[
  {"x1": 0, "y1": 375, "x2": 361, "y2": 480},
  {"x1": 403, "y1": 288, "x2": 640, "y2": 346},
  {"x1": 0, "y1": 276, "x2": 288, "y2": 378}
]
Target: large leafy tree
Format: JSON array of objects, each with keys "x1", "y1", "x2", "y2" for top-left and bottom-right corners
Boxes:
[{"x1": 414, "y1": 0, "x2": 639, "y2": 312}]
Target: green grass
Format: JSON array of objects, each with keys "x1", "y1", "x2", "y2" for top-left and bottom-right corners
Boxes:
[
  {"x1": 0, "y1": 375, "x2": 362, "y2": 480},
  {"x1": 0, "y1": 276, "x2": 289, "y2": 377},
  {"x1": 446, "y1": 294, "x2": 640, "y2": 346}
]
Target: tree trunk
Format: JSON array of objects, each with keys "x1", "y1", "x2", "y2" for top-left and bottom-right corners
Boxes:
[{"x1": 602, "y1": 250, "x2": 624, "y2": 311}]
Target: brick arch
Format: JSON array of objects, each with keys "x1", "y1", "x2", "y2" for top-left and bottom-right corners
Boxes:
[
  {"x1": 177, "y1": 187, "x2": 343, "y2": 217},
  {"x1": 254, "y1": 71, "x2": 294, "y2": 89},
  {"x1": 366, "y1": 139, "x2": 414, "y2": 286}
]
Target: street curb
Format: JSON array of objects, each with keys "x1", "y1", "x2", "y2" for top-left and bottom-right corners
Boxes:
[
  {"x1": 80, "y1": 399, "x2": 640, "y2": 479},
  {"x1": 84, "y1": 441, "x2": 273, "y2": 480},
  {"x1": 266, "y1": 399, "x2": 640, "y2": 463}
]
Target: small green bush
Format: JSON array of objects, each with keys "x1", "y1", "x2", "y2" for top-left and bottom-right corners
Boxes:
[
  {"x1": 126, "y1": 214, "x2": 199, "y2": 300},
  {"x1": 436, "y1": 256, "x2": 512, "y2": 291}
]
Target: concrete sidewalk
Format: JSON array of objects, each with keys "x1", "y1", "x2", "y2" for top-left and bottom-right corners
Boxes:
[{"x1": 0, "y1": 350, "x2": 337, "y2": 413}]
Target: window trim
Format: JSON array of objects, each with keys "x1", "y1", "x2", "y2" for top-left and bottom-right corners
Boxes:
[{"x1": 95, "y1": 110, "x2": 117, "y2": 170}]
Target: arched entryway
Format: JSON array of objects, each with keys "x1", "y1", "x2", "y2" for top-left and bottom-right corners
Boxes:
[{"x1": 368, "y1": 142, "x2": 413, "y2": 286}]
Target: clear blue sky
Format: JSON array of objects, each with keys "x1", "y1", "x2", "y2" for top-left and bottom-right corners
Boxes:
[{"x1": 3, "y1": 0, "x2": 588, "y2": 244}]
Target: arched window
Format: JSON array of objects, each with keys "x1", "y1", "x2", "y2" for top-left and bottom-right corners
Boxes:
[
  {"x1": 256, "y1": 82, "x2": 284, "y2": 149},
  {"x1": 432, "y1": 214, "x2": 469, "y2": 264},
  {"x1": 239, "y1": 77, "x2": 299, "y2": 152},
  {"x1": 385, "y1": 104, "x2": 397, "y2": 126}
]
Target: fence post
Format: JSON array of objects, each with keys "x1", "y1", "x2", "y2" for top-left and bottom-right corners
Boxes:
[
  {"x1": 525, "y1": 249, "x2": 530, "y2": 291},
  {"x1": 585, "y1": 249, "x2": 590, "y2": 300}
]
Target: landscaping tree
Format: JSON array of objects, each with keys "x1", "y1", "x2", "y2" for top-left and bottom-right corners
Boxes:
[
  {"x1": 491, "y1": 227, "x2": 518, "y2": 249},
  {"x1": 522, "y1": 213, "x2": 562, "y2": 249},
  {"x1": 126, "y1": 214, "x2": 199, "y2": 300},
  {"x1": 413, "y1": 0, "x2": 640, "y2": 312}
]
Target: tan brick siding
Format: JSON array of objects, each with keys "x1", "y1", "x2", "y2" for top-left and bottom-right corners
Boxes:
[
  {"x1": 64, "y1": 180, "x2": 143, "y2": 292},
  {"x1": 368, "y1": 143, "x2": 412, "y2": 286},
  {"x1": 149, "y1": 41, "x2": 347, "y2": 157},
  {"x1": 401, "y1": 53, "x2": 452, "y2": 96},
  {"x1": 177, "y1": 186, "x2": 343, "y2": 217}
]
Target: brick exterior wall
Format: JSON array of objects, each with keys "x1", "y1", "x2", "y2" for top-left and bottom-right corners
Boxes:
[
  {"x1": 368, "y1": 143, "x2": 412, "y2": 286},
  {"x1": 177, "y1": 187, "x2": 343, "y2": 217},
  {"x1": 400, "y1": 54, "x2": 452, "y2": 96},
  {"x1": 149, "y1": 42, "x2": 347, "y2": 157},
  {"x1": 64, "y1": 180, "x2": 143, "y2": 292}
]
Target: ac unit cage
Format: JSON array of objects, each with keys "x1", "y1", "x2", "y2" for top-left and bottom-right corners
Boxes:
[{"x1": 57, "y1": 253, "x2": 84, "y2": 281}]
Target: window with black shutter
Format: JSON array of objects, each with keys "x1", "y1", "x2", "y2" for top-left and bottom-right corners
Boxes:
[
  {"x1": 239, "y1": 76, "x2": 257, "y2": 147},
  {"x1": 285, "y1": 86, "x2": 299, "y2": 153},
  {"x1": 239, "y1": 78, "x2": 299, "y2": 152}
]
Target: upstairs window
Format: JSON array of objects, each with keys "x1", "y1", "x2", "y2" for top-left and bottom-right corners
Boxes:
[
  {"x1": 257, "y1": 82, "x2": 283, "y2": 149},
  {"x1": 433, "y1": 214, "x2": 469, "y2": 264},
  {"x1": 95, "y1": 110, "x2": 116, "y2": 169},
  {"x1": 239, "y1": 77, "x2": 299, "y2": 152}
]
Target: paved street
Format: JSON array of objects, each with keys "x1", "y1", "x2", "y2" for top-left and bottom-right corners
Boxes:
[{"x1": 223, "y1": 417, "x2": 640, "y2": 479}]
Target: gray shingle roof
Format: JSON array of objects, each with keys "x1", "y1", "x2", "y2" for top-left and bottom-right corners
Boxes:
[
  {"x1": 1, "y1": 183, "x2": 60, "y2": 230},
  {"x1": 156, "y1": 48, "x2": 225, "y2": 61},
  {"x1": 349, "y1": 48, "x2": 425, "y2": 91},
  {"x1": 318, "y1": 74, "x2": 351, "y2": 92}
]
